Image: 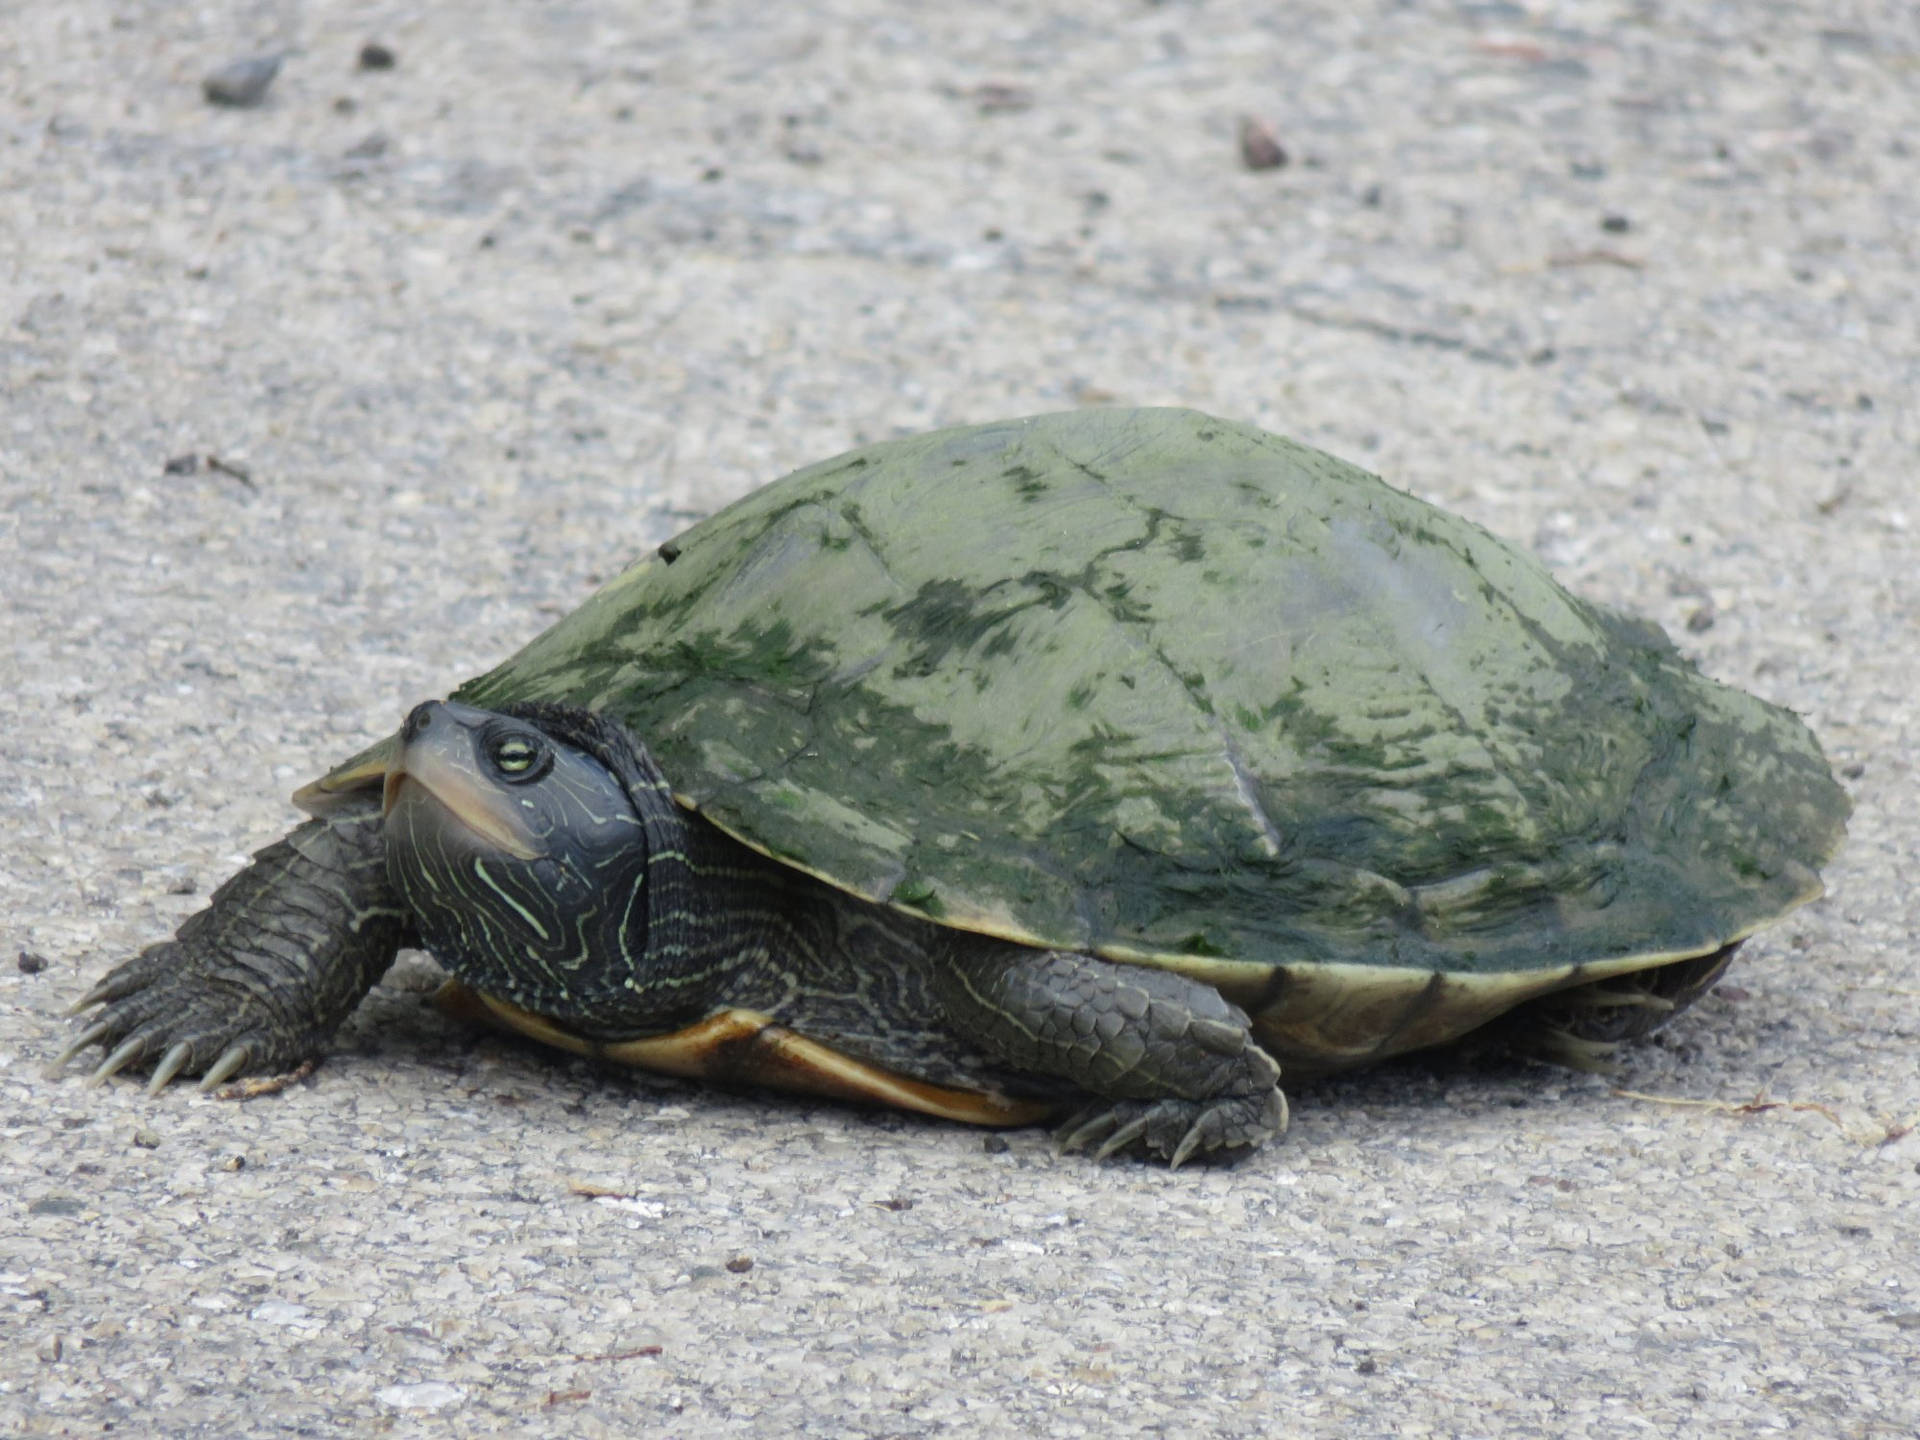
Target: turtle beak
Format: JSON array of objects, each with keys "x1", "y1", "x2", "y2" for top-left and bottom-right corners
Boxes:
[{"x1": 383, "y1": 702, "x2": 545, "y2": 861}]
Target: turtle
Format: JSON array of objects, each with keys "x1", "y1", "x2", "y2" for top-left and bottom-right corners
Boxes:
[{"x1": 58, "y1": 408, "x2": 1849, "y2": 1164}]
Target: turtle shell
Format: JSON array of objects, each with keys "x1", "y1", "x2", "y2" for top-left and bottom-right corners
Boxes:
[{"x1": 359, "y1": 409, "x2": 1847, "y2": 1065}]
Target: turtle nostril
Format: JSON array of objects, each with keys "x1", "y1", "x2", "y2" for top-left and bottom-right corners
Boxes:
[{"x1": 401, "y1": 702, "x2": 438, "y2": 743}]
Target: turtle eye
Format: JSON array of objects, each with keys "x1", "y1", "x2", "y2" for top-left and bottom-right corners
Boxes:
[{"x1": 487, "y1": 731, "x2": 551, "y2": 784}]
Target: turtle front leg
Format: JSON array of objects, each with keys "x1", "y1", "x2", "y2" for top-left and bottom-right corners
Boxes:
[
  {"x1": 57, "y1": 812, "x2": 410, "y2": 1091},
  {"x1": 933, "y1": 940, "x2": 1288, "y2": 1166}
]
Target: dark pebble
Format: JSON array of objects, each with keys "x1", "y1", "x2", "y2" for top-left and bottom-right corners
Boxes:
[
  {"x1": 724, "y1": 1255, "x2": 753, "y2": 1274},
  {"x1": 358, "y1": 42, "x2": 397, "y2": 71},
  {"x1": 203, "y1": 55, "x2": 282, "y2": 109},
  {"x1": 1238, "y1": 116, "x2": 1288, "y2": 171},
  {"x1": 162, "y1": 453, "x2": 200, "y2": 476},
  {"x1": 16, "y1": 950, "x2": 49, "y2": 974},
  {"x1": 1601, "y1": 213, "x2": 1631, "y2": 233},
  {"x1": 982, "y1": 1134, "x2": 1010, "y2": 1154}
]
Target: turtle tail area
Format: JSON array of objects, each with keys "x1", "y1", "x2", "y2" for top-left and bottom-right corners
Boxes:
[{"x1": 1496, "y1": 941, "x2": 1741, "y2": 1073}]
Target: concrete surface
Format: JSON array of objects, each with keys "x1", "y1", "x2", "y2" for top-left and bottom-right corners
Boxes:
[{"x1": 3, "y1": 2, "x2": 1915, "y2": 1435}]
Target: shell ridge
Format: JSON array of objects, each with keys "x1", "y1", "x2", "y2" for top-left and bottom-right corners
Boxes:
[{"x1": 1136, "y1": 631, "x2": 1288, "y2": 860}]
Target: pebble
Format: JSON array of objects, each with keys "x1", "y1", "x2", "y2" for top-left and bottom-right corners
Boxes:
[
  {"x1": 202, "y1": 55, "x2": 282, "y2": 108},
  {"x1": 1238, "y1": 115, "x2": 1289, "y2": 171}
]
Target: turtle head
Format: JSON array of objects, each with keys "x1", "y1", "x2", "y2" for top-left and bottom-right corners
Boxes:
[{"x1": 382, "y1": 700, "x2": 660, "y2": 1011}]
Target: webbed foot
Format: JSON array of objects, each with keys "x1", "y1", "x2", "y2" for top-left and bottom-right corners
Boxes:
[
  {"x1": 1058, "y1": 1088, "x2": 1289, "y2": 1167},
  {"x1": 55, "y1": 815, "x2": 408, "y2": 1090},
  {"x1": 934, "y1": 939, "x2": 1290, "y2": 1165}
]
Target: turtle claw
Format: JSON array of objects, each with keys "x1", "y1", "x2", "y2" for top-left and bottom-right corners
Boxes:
[
  {"x1": 198, "y1": 1046, "x2": 251, "y2": 1091},
  {"x1": 1056, "y1": 1098, "x2": 1194, "y2": 1164},
  {"x1": 66, "y1": 981, "x2": 113, "y2": 1018},
  {"x1": 1092, "y1": 1113, "x2": 1153, "y2": 1161},
  {"x1": 147, "y1": 1041, "x2": 195, "y2": 1095},
  {"x1": 1168, "y1": 1125, "x2": 1208, "y2": 1172},
  {"x1": 89, "y1": 1034, "x2": 153, "y2": 1087},
  {"x1": 65, "y1": 945, "x2": 174, "y2": 1016},
  {"x1": 1059, "y1": 1108, "x2": 1123, "y2": 1155},
  {"x1": 1057, "y1": 1088, "x2": 1289, "y2": 1167},
  {"x1": 50, "y1": 1020, "x2": 114, "y2": 1074}
]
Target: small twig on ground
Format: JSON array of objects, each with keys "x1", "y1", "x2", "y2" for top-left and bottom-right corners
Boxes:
[
  {"x1": 1880, "y1": 1112, "x2": 1919, "y2": 1147},
  {"x1": 206, "y1": 454, "x2": 257, "y2": 488},
  {"x1": 1612, "y1": 1087, "x2": 1843, "y2": 1128},
  {"x1": 213, "y1": 1059, "x2": 316, "y2": 1099}
]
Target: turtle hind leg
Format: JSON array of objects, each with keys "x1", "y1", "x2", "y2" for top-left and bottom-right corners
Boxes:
[
  {"x1": 56, "y1": 812, "x2": 410, "y2": 1089},
  {"x1": 932, "y1": 939, "x2": 1288, "y2": 1166},
  {"x1": 1502, "y1": 942, "x2": 1742, "y2": 1072}
]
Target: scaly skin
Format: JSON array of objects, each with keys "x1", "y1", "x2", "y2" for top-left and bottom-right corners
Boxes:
[
  {"x1": 934, "y1": 941, "x2": 1287, "y2": 1165},
  {"x1": 60, "y1": 811, "x2": 409, "y2": 1090}
]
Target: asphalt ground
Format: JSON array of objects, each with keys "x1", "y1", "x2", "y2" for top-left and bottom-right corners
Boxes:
[{"x1": 3, "y1": 3, "x2": 1916, "y2": 1435}]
